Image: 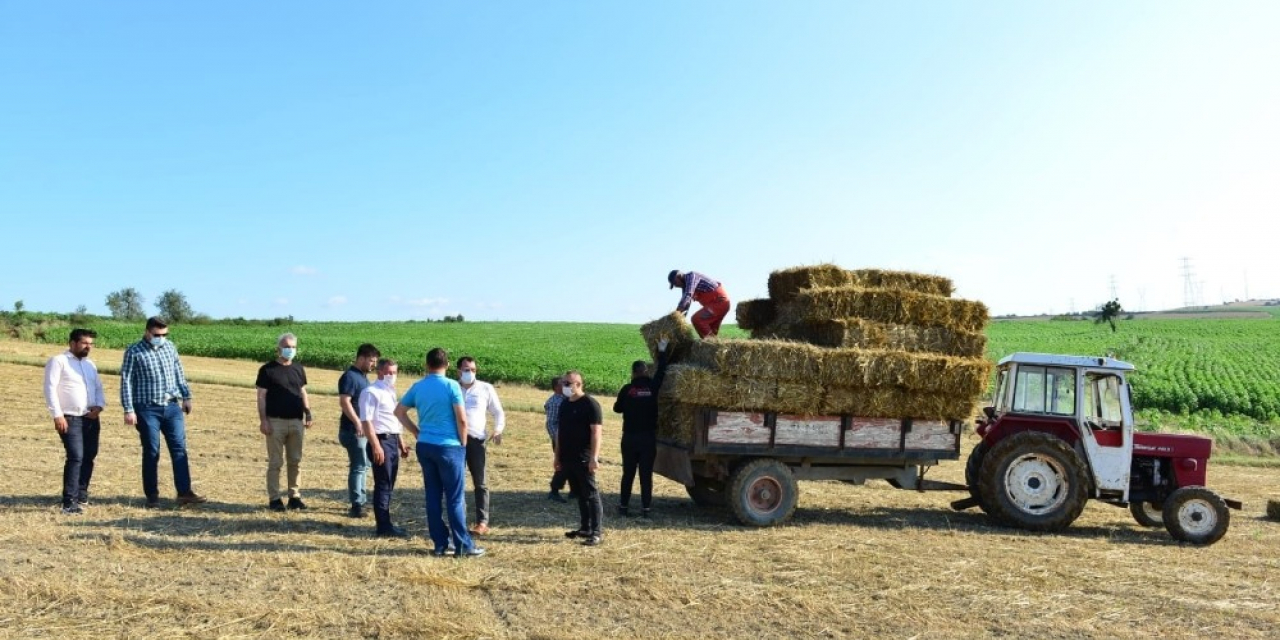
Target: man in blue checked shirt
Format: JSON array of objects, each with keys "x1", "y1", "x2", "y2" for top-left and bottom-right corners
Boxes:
[{"x1": 120, "y1": 316, "x2": 207, "y2": 508}]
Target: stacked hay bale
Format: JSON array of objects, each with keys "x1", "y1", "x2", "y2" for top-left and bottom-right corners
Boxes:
[{"x1": 643, "y1": 264, "x2": 992, "y2": 444}]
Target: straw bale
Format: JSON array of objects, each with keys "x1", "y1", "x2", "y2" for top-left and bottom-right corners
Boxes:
[
  {"x1": 1268, "y1": 499, "x2": 1280, "y2": 522},
  {"x1": 768, "y1": 264, "x2": 854, "y2": 302},
  {"x1": 641, "y1": 311, "x2": 698, "y2": 364},
  {"x1": 657, "y1": 399, "x2": 700, "y2": 444},
  {"x1": 769, "y1": 318, "x2": 987, "y2": 357},
  {"x1": 663, "y1": 365, "x2": 732, "y2": 407},
  {"x1": 735, "y1": 299, "x2": 777, "y2": 330},
  {"x1": 767, "y1": 264, "x2": 955, "y2": 302},
  {"x1": 784, "y1": 286, "x2": 989, "y2": 333},
  {"x1": 688, "y1": 339, "x2": 823, "y2": 381},
  {"x1": 821, "y1": 386, "x2": 979, "y2": 420},
  {"x1": 819, "y1": 349, "x2": 992, "y2": 396},
  {"x1": 847, "y1": 269, "x2": 954, "y2": 297}
]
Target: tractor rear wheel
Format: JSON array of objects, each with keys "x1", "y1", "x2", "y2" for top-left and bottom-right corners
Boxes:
[
  {"x1": 1130, "y1": 501, "x2": 1164, "y2": 528},
  {"x1": 1163, "y1": 486, "x2": 1230, "y2": 545},
  {"x1": 965, "y1": 441, "x2": 994, "y2": 515},
  {"x1": 978, "y1": 432, "x2": 1090, "y2": 532},
  {"x1": 728, "y1": 459, "x2": 799, "y2": 527},
  {"x1": 686, "y1": 475, "x2": 727, "y2": 507}
]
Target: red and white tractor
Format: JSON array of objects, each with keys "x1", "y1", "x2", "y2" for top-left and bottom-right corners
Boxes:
[{"x1": 955, "y1": 353, "x2": 1242, "y2": 545}]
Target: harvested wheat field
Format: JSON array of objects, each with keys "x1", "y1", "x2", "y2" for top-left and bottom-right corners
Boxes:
[{"x1": 1, "y1": 340, "x2": 1279, "y2": 639}]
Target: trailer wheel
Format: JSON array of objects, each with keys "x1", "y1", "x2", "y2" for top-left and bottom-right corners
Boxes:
[
  {"x1": 978, "y1": 432, "x2": 1089, "y2": 532},
  {"x1": 1163, "y1": 486, "x2": 1230, "y2": 545},
  {"x1": 686, "y1": 476, "x2": 727, "y2": 507},
  {"x1": 965, "y1": 441, "x2": 994, "y2": 515},
  {"x1": 728, "y1": 459, "x2": 798, "y2": 527},
  {"x1": 1129, "y1": 501, "x2": 1164, "y2": 528}
]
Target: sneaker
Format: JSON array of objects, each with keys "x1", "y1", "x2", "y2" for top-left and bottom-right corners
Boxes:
[
  {"x1": 564, "y1": 529, "x2": 589, "y2": 539},
  {"x1": 268, "y1": 499, "x2": 286, "y2": 512},
  {"x1": 61, "y1": 503, "x2": 84, "y2": 515},
  {"x1": 286, "y1": 497, "x2": 307, "y2": 510},
  {"x1": 456, "y1": 546, "x2": 486, "y2": 558},
  {"x1": 76, "y1": 492, "x2": 90, "y2": 506},
  {"x1": 144, "y1": 496, "x2": 161, "y2": 509},
  {"x1": 470, "y1": 523, "x2": 490, "y2": 536},
  {"x1": 348, "y1": 503, "x2": 367, "y2": 518},
  {"x1": 617, "y1": 505, "x2": 630, "y2": 517},
  {"x1": 431, "y1": 545, "x2": 455, "y2": 557},
  {"x1": 177, "y1": 491, "x2": 207, "y2": 506},
  {"x1": 547, "y1": 490, "x2": 568, "y2": 503},
  {"x1": 582, "y1": 535, "x2": 602, "y2": 547},
  {"x1": 641, "y1": 507, "x2": 652, "y2": 518},
  {"x1": 376, "y1": 525, "x2": 408, "y2": 538}
]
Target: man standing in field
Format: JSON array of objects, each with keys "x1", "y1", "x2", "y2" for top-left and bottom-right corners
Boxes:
[
  {"x1": 613, "y1": 339, "x2": 669, "y2": 518},
  {"x1": 338, "y1": 343, "x2": 380, "y2": 518},
  {"x1": 456, "y1": 356, "x2": 506, "y2": 536},
  {"x1": 256, "y1": 333, "x2": 313, "y2": 511},
  {"x1": 544, "y1": 376, "x2": 570, "y2": 503},
  {"x1": 360, "y1": 358, "x2": 410, "y2": 537},
  {"x1": 44, "y1": 328, "x2": 106, "y2": 514},
  {"x1": 120, "y1": 316, "x2": 207, "y2": 508},
  {"x1": 395, "y1": 347, "x2": 484, "y2": 557},
  {"x1": 668, "y1": 269, "x2": 731, "y2": 338},
  {"x1": 556, "y1": 370, "x2": 605, "y2": 546}
]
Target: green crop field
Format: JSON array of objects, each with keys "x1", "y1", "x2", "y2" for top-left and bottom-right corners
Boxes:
[{"x1": 23, "y1": 315, "x2": 1280, "y2": 439}]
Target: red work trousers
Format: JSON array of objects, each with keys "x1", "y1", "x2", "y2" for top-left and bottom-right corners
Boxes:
[{"x1": 691, "y1": 285, "x2": 731, "y2": 338}]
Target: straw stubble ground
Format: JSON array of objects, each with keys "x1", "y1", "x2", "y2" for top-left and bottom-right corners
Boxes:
[{"x1": 1, "y1": 343, "x2": 1278, "y2": 638}]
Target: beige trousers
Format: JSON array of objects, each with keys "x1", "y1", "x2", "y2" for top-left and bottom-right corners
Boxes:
[{"x1": 266, "y1": 417, "x2": 305, "y2": 501}]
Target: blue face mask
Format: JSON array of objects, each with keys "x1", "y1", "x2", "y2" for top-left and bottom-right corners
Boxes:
[
  {"x1": 149, "y1": 335, "x2": 166, "y2": 347},
  {"x1": 280, "y1": 347, "x2": 297, "y2": 360}
]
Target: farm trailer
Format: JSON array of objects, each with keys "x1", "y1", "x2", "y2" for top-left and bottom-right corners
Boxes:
[{"x1": 654, "y1": 410, "x2": 966, "y2": 526}]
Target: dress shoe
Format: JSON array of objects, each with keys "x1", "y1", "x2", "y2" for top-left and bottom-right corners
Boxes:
[
  {"x1": 376, "y1": 525, "x2": 408, "y2": 538},
  {"x1": 548, "y1": 490, "x2": 568, "y2": 503},
  {"x1": 177, "y1": 491, "x2": 207, "y2": 506},
  {"x1": 348, "y1": 503, "x2": 366, "y2": 518},
  {"x1": 564, "y1": 529, "x2": 589, "y2": 539},
  {"x1": 144, "y1": 496, "x2": 161, "y2": 509},
  {"x1": 268, "y1": 499, "x2": 286, "y2": 512},
  {"x1": 287, "y1": 497, "x2": 307, "y2": 510}
]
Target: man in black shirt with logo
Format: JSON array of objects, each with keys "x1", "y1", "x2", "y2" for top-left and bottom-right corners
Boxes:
[
  {"x1": 613, "y1": 339, "x2": 669, "y2": 517},
  {"x1": 555, "y1": 370, "x2": 605, "y2": 546},
  {"x1": 256, "y1": 332, "x2": 313, "y2": 511}
]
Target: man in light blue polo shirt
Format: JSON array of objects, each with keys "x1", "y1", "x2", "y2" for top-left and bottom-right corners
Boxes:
[{"x1": 394, "y1": 347, "x2": 484, "y2": 558}]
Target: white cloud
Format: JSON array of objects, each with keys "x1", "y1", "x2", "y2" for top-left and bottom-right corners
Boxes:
[
  {"x1": 326, "y1": 295, "x2": 348, "y2": 307},
  {"x1": 291, "y1": 265, "x2": 318, "y2": 276}
]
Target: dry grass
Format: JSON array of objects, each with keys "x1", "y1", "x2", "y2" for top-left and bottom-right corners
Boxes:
[{"x1": 2, "y1": 340, "x2": 1279, "y2": 638}]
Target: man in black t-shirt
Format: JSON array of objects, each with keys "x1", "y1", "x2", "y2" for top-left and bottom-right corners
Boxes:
[
  {"x1": 256, "y1": 333, "x2": 312, "y2": 511},
  {"x1": 338, "y1": 343, "x2": 380, "y2": 517},
  {"x1": 613, "y1": 339, "x2": 669, "y2": 517},
  {"x1": 555, "y1": 370, "x2": 605, "y2": 546}
]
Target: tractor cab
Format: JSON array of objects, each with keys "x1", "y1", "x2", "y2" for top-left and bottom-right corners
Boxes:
[{"x1": 963, "y1": 352, "x2": 1238, "y2": 545}]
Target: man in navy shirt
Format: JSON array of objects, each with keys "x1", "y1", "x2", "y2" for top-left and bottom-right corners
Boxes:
[{"x1": 338, "y1": 343, "x2": 380, "y2": 518}]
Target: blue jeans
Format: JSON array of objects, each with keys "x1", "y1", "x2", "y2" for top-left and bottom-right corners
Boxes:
[
  {"x1": 59, "y1": 415, "x2": 100, "y2": 506},
  {"x1": 338, "y1": 426, "x2": 370, "y2": 506},
  {"x1": 417, "y1": 442, "x2": 475, "y2": 553},
  {"x1": 135, "y1": 403, "x2": 193, "y2": 498}
]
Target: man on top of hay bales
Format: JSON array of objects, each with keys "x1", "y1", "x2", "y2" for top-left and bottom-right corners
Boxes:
[{"x1": 668, "y1": 269, "x2": 731, "y2": 338}]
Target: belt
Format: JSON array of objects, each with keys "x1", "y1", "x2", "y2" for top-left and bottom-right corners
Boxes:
[{"x1": 375, "y1": 432, "x2": 401, "y2": 440}]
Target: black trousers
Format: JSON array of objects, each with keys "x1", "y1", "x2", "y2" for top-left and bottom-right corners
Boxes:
[
  {"x1": 548, "y1": 435, "x2": 567, "y2": 493},
  {"x1": 620, "y1": 431, "x2": 657, "y2": 509},
  {"x1": 564, "y1": 460, "x2": 603, "y2": 536},
  {"x1": 59, "y1": 415, "x2": 100, "y2": 507},
  {"x1": 367, "y1": 434, "x2": 401, "y2": 530},
  {"x1": 465, "y1": 437, "x2": 490, "y2": 525}
]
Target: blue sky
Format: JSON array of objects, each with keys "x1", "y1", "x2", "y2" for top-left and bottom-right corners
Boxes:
[{"x1": 2, "y1": 2, "x2": 1277, "y2": 322}]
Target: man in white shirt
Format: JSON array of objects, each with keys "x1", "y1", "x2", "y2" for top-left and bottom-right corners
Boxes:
[
  {"x1": 43, "y1": 329, "x2": 106, "y2": 514},
  {"x1": 359, "y1": 359, "x2": 410, "y2": 537},
  {"x1": 456, "y1": 356, "x2": 505, "y2": 536}
]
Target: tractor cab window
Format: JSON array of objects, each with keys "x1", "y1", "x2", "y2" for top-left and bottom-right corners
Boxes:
[
  {"x1": 1084, "y1": 373, "x2": 1124, "y2": 427},
  {"x1": 992, "y1": 368, "x2": 1010, "y2": 413},
  {"x1": 1011, "y1": 365, "x2": 1076, "y2": 416}
]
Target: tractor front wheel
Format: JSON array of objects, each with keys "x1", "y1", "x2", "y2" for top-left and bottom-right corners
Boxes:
[
  {"x1": 1130, "y1": 501, "x2": 1164, "y2": 528},
  {"x1": 978, "y1": 432, "x2": 1090, "y2": 532},
  {"x1": 728, "y1": 459, "x2": 799, "y2": 527},
  {"x1": 1163, "y1": 486, "x2": 1230, "y2": 545}
]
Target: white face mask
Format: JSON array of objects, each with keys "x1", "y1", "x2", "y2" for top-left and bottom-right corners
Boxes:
[
  {"x1": 382, "y1": 375, "x2": 397, "y2": 387},
  {"x1": 561, "y1": 385, "x2": 575, "y2": 398},
  {"x1": 460, "y1": 371, "x2": 476, "y2": 385}
]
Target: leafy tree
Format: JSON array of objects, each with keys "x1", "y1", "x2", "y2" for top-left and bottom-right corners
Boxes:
[
  {"x1": 155, "y1": 289, "x2": 194, "y2": 323},
  {"x1": 1094, "y1": 299, "x2": 1123, "y2": 333},
  {"x1": 70, "y1": 305, "x2": 91, "y2": 325},
  {"x1": 13, "y1": 300, "x2": 24, "y2": 314},
  {"x1": 105, "y1": 288, "x2": 146, "y2": 321}
]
